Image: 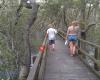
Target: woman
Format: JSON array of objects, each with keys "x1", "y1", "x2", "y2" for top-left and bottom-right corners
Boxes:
[{"x1": 66, "y1": 21, "x2": 80, "y2": 56}]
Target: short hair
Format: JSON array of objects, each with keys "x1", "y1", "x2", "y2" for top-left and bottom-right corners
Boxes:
[{"x1": 48, "y1": 24, "x2": 53, "y2": 27}]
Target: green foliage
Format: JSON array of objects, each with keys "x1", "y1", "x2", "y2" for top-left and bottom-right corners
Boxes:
[
  {"x1": 39, "y1": 0, "x2": 100, "y2": 44},
  {"x1": 0, "y1": 0, "x2": 32, "y2": 71},
  {"x1": 0, "y1": 0, "x2": 42, "y2": 72},
  {"x1": 0, "y1": 77, "x2": 17, "y2": 80},
  {"x1": 0, "y1": 0, "x2": 19, "y2": 70},
  {"x1": 39, "y1": 0, "x2": 82, "y2": 24},
  {"x1": 95, "y1": 25, "x2": 100, "y2": 45},
  {"x1": 40, "y1": 0, "x2": 61, "y2": 21},
  {"x1": 0, "y1": 0, "x2": 100, "y2": 79}
]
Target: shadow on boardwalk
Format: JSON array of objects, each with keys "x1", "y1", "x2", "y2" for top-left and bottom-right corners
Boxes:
[{"x1": 44, "y1": 36, "x2": 99, "y2": 80}]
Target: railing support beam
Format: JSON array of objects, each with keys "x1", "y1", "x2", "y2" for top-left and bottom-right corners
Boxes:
[{"x1": 94, "y1": 48, "x2": 100, "y2": 71}]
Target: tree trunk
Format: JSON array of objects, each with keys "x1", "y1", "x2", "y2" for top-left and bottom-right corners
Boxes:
[
  {"x1": 63, "y1": 6, "x2": 67, "y2": 27},
  {"x1": 80, "y1": 0, "x2": 86, "y2": 30},
  {"x1": 19, "y1": 65, "x2": 29, "y2": 80},
  {"x1": 18, "y1": 1, "x2": 39, "y2": 80}
]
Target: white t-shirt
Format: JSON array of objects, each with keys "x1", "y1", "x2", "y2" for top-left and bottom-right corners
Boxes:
[{"x1": 47, "y1": 28, "x2": 57, "y2": 40}]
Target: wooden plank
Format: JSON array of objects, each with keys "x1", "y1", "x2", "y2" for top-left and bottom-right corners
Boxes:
[
  {"x1": 27, "y1": 53, "x2": 42, "y2": 80},
  {"x1": 44, "y1": 37, "x2": 99, "y2": 80},
  {"x1": 27, "y1": 35, "x2": 47, "y2": 80}
]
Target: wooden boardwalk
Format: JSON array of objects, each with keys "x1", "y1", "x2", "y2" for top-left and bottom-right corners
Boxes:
[{"x1": 44, "y1": 37, "x2": 99, "y2": 80}]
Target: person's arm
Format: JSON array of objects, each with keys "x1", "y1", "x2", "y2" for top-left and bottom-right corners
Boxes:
[
  {"x1": 46, "y1": 29, "x2": 49, "y2": 37},
  {"x1": 55, "y1": 29, "x2": 57, "y2": 34},
  {"x1": 65, "y1": 27, "x2": 69, "y2": 40}
]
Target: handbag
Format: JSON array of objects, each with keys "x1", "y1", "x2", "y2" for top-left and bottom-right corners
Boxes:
[{"x1": 65, "y1": 40, "x2": 68, "y2": 45}]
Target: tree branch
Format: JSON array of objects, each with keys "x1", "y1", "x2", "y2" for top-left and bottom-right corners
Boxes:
[
  {"x1": 85, "y1": 23, "x2": 96, "y2": 32},
  {"x1": 15, "y1": 0, "x2": 23, "y2": 25}
]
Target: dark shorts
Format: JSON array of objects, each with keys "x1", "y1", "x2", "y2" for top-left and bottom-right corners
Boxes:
[
  {"x1": 68, "y1": 35, "x2": 77, "y2": 41},
  {"x1": 49, "y1": 40, "x2": 55, "y2": 45}
]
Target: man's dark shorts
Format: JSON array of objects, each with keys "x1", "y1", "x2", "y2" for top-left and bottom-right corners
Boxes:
[{"x1": 49, "y1": 40, "x2": 55, "y2": 45}]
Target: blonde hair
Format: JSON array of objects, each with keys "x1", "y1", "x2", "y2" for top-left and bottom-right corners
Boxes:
[{"x1": 71, "y1": 20, "x2": 79, "y2": 26}]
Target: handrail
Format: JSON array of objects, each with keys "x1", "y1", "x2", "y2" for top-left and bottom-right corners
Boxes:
[
  {"x1": 27, "y1": 34, "x2": 47, "y2": 80},
  {"x1": 78, "y1": 48, "x2": 100, "y2": 67},
  {"x1": 58, "y1": 30, "x2": 100, "y2": 78},
  {"x1": 79, "y1": 38, "x2": 100, "y2": 48},
  {"x1": 58, "y1": 30, "x2": 99, "y2": 47}
]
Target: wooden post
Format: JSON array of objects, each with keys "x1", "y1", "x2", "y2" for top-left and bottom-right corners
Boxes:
[
  {"x1": 94, "y1": 48, "x2": 99, "y2": 71},
  {"x1": 80, "y1": 30, "x2": 86, "y2": 58},
  {"x1": 81, "y1": 30, "x2": 86, "y2": 40},
  {"x1": 77, "y1": 39, "x2": 81, "y2": 55}
]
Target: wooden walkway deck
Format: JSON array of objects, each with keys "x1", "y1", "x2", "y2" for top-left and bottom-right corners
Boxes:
[{"x1": 44, "y1": 37, "x2": 99, "y2": 80}]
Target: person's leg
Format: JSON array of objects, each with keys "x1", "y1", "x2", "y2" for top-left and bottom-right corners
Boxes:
[
  {"x1": 48, "y1": 40, "x2": 52, "y2": 50},
  {"x1": 72, "y1": 42, "x2": 76, "y2": 55},
  {"x1": 73, "y1": 41, "x2": 77, "y2": 55},
  {"x1": 71, "y1": 35, "x2": 77, "y2": 56},
  {"x1": 52, "y1": 40, "x2": 55, "y2": 50},
  {"x1": 52, "y1": 44, "x2": 55, "y2": 51},
  {"x1": 69, "y1": 41, "x2": 74, "y2": 56},
  {"x1": 68, "y1": 35, "x2": 75, "y2": 56},
  {"x1": 52, "y1": 44, "x2": 55, "y2": 49},
  {"x1": 67, "y1": 40, "x2": 70, "y2": 48}
]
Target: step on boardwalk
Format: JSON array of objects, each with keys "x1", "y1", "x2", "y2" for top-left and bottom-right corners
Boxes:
[{"x1": 44, "y1": 37, "x2": 99, "y2": 80}]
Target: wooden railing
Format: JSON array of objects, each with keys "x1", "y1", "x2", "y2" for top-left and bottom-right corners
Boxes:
[
  {"x1": 27, "y1": 35, "x2": 47, "y2": 80},
  {"x1": 58, "y1": 30, "x2": 100, "y2": 78}
]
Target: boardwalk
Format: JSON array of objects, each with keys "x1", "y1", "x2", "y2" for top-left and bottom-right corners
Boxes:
[{"x1": 44, "y1": 36, "x2": 99, "y2": 80}]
